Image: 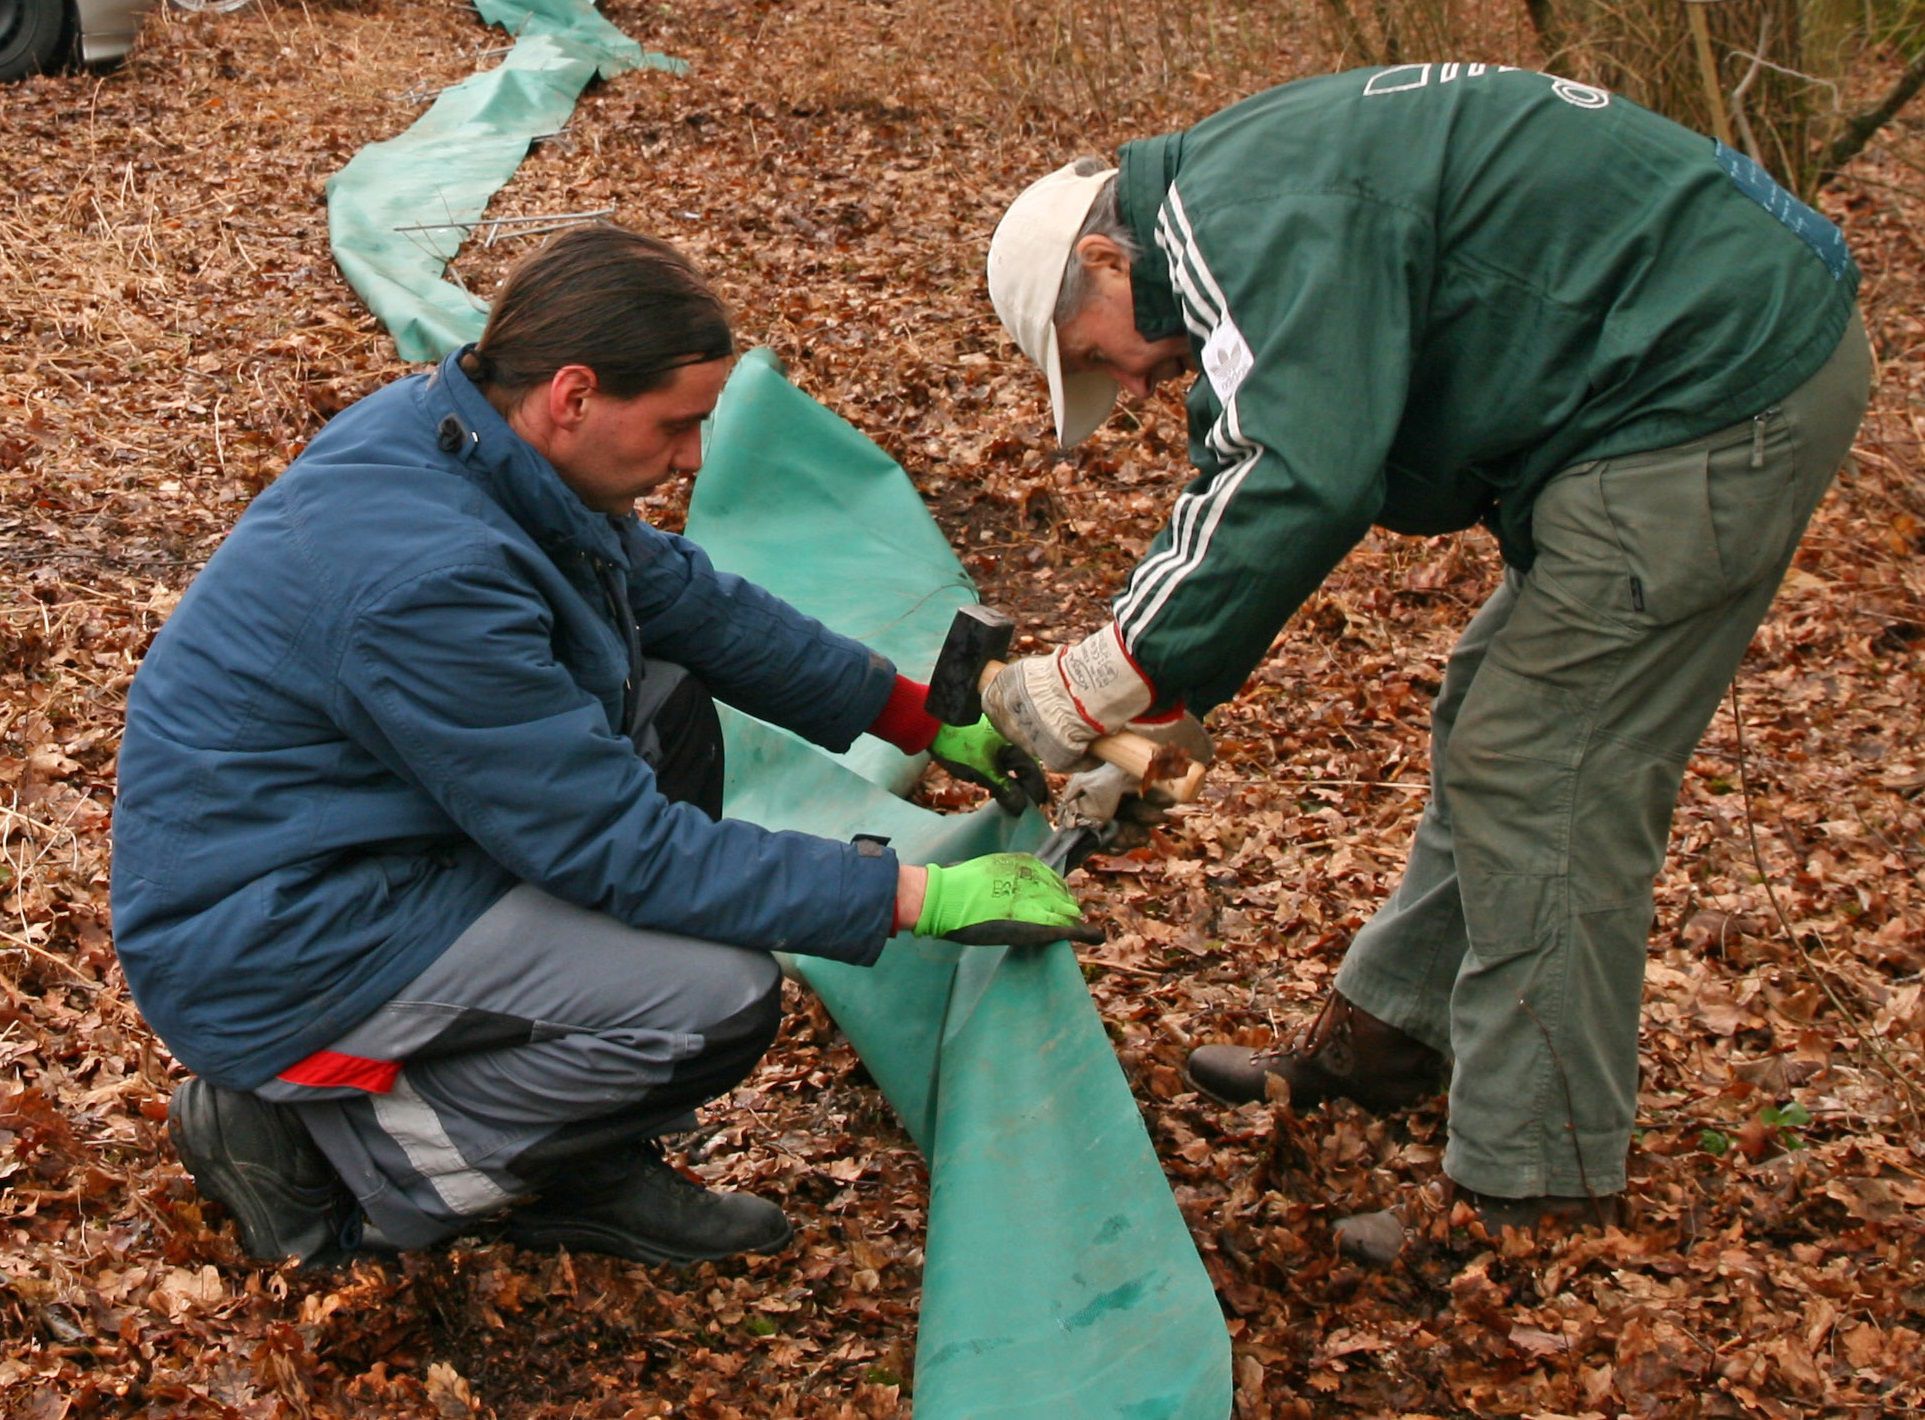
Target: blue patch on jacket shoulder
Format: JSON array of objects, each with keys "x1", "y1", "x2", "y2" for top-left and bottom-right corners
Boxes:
[{"x1": 1714, "y1": 142, "x2": 1853, "y2": 282}]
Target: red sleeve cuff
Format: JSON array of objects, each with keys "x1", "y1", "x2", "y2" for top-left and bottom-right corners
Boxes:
[{"x1": 868, "y1": 675, "x2": 942, "y2": 754}]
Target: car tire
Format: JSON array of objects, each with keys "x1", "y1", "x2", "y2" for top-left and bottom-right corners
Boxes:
[{"x1": 0, "y1": 0, "x2": 69, "y2": 81}]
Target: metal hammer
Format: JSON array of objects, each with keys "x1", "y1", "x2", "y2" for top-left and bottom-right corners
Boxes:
[{"x1": 925, "y1": 605, "x2": 1207, "y2": 803}]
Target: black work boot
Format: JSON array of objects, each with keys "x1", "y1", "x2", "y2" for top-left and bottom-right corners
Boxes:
[
  {"x1": 168, "y1": 1077, "x2": 356, "y2": 1264},
  {"x1": 1185, "y1": 991, "x2": 1445, "y2": 1112},
  {"x1": 504, "y1": 1144, "x2": 792, "y2": 1264}
]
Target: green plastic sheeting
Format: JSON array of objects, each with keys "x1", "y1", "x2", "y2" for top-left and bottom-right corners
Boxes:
[
  {"x1": 326, "y1": 0, "x2": 682, "y2": 361},
  {"x1": 689, "y1": 351, "x2": 1232, "y2": 1419}
]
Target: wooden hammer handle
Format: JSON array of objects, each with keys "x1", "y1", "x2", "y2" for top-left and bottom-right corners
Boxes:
[{"x1": 979, "y1": 659, "x2": 1207, "y2": 804}]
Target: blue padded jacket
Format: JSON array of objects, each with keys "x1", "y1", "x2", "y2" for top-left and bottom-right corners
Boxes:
[{"x1": 112, "y1": 350, "x2": 901, "y2": 1089}]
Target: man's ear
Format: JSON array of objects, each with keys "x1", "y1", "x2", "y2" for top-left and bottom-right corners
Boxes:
[
  {"x1": 1074, "y1": 234, "x2": 1132, "y2": 276},
  {"x1": 547, "y1": 365, "x2": 598, "y2": 431}
]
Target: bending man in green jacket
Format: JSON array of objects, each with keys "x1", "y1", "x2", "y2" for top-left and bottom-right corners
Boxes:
[{"x1": 981, "y1": 65, "x2": 1870, "y2": 1250}]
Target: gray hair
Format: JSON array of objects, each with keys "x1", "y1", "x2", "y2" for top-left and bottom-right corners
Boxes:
[{"x1": 1052, "y1": 158, "x2": 1139, "y2": 325}]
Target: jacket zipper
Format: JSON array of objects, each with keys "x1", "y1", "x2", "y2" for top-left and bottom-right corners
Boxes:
[{"x1": 590, "y1": 554, "x2": 645, "y2": 738}]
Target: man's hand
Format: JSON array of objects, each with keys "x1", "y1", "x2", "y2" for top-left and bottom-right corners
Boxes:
[
  {"x1": 910, "y1": 853, "x2": 1103, "y2": 946},
  {"x1": 927, "y1": 716, "x2": 1047, "y2": 816},
  {"x1": 981, "y1": 623, "x2": 1154, "y2": 772}
]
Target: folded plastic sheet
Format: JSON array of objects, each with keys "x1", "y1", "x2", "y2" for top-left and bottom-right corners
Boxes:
[
  {"x1": 326, "y1": 0, "x2": 681, "y2": 361},
  {"x1": 688, "y1": 351, "x2": 1231, "y2": 1419}
]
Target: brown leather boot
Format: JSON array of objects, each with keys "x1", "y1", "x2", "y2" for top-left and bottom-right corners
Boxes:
[
  {"x1": 1464, "y1": 1189, "x2": 1620, "y2": 1232},
  {"x1": 1335, "y1": 1186, "x2": 1622, "y2": 1265},
  {"x1": 1184, "y1": 991, "x2": 1445, "y2": 1112}
]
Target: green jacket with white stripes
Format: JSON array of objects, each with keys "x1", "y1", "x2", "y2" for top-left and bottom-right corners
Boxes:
[{"x1": 1110, "y1": 65, "x2": 1860, "y2": 712}]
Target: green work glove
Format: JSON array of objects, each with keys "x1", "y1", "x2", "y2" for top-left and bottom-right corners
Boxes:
[
  {"x1": 913, "y1": 853, "x2": 1103, "y2": 947},
  {"x1": 928, "y1": 716, "x2": 1049, "y2": 816}
]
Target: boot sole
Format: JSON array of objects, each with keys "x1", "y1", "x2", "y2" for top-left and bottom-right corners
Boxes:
[
  {"x1": 1184, "y1": 1059, "x2": 1443, "y2": 1114},
  {"x1": 1180, "y1": 1063, "x2": 1269, "y2": 1108},
  {"x1": 503, "y1": 1213, "x2": 794, "y2": 1265}
]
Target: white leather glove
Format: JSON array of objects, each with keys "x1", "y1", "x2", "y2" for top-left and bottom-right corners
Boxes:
[
  {"x1": 1058, "y1": 711, "x2": 1212, "y2": 851},
  {"x1": 1059, "y1": 763, "x2": 1171, "y2": 847},
  {"x1": 980, "y1": 624, "x2": 1155, "y2": 772}
]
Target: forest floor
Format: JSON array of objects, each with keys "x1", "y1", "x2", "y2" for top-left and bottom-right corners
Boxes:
[{"x1": 2, "y1": 0, "x2": 1923, "y2": 1414}]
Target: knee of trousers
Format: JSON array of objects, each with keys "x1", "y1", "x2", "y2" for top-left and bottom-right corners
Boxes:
[
  {"x1": 513, "y1": 959, "x2": 782, "y2": 1118},
  {"x1": 647, "y1": 961, "x2": 783, "y2": 1110},
  {"x1": 701, "y1": 955, "x2": 784, "y2": 1063}
]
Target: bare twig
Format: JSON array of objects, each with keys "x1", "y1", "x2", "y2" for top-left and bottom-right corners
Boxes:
[
  {"x1": 1728, "y1": 13, "x2": 1770, "y2": 166},
  {"x1": 1728, "y1": 680, "x2": 1925, "y2": 1122},
  {"x1": 392, "y1": 208, "x2": 617, "y2": 237},
  {"x1": 1515, "y1": 993, "x2": 1611, "y2": 1222},
  {"x1": 1076, "y1": 955, "x2": 1164, "y2": 979},
  {"x1": 0, "y1": 932, "x2": 96, "y2": 987}
]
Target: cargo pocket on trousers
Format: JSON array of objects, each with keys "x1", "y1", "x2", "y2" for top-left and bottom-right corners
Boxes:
[
  {"x1": 1597, "y1": 448, "x2": 1728, "y2": 625},
  {"x1": 1706, "y1": 407, "x2": 1800, "y2": 595}
]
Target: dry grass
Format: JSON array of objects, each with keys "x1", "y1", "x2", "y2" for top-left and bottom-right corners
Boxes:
[
  {"x1": 743, "y1": 0, "x2": 1321, "y2": 136},
  {"x1": 770, "y1": 0, "x2": 1922, "y2": 196}
]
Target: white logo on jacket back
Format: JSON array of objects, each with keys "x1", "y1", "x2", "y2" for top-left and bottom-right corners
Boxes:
[{"x1": 1362, "y1": 63, "x2": 1610, "y2": 110}]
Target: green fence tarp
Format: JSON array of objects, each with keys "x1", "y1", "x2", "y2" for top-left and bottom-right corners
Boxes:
[
  {"x1": 326, "y1": 0, "x2": 681, "y2": 362},
  {"x1": 689, "y1": 351, "x2": 1232, "y2": 1419}
]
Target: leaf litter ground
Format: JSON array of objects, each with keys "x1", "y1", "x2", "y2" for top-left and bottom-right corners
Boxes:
[{"x1": 1, "y1": 1, "x2": 1922, "y2": 1414}]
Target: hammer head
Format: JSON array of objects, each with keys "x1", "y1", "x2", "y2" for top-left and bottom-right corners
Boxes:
[{"x1": 926, "y1": 604, "x2": 1015, "y2": 725}]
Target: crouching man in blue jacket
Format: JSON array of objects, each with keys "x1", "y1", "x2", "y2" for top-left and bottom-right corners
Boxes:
[{"x1": 112, "y1": 225, "x2": 1094, "y2": 1267}]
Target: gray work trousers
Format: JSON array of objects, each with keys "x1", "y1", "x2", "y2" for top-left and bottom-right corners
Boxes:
[
  {"x1": 259, "y1": 665, "x2": 783, "y2": 1249},
  {"x1": 1336, "y1": 312, "x2": 1871, "y2": 1199}
]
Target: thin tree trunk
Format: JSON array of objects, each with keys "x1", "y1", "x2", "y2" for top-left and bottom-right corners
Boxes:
[{"x1": 1522, "y1": 0, "x2": 1566, "y2": 66}]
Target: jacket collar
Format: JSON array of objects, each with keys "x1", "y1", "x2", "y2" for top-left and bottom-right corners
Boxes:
[
  {"x1": 1116, "y1": 132, "x2": 1188, "y2": 343},
  {"x1": 418, "y1": 348, "x2": 629, "y2": 565}
]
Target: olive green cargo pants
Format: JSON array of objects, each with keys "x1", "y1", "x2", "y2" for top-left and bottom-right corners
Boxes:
[{"x1": 1336, "y1": 312, "x2": 1871, "y2": 1199}]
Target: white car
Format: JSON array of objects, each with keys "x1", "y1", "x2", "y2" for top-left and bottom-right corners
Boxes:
[{"x1": 1, "y1": 0, "x2": 159, "y2": 81}]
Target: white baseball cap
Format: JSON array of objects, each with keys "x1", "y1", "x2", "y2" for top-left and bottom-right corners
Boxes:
[{"x1": 987, "y1": 162, "x2": 1120, "y2": 447}]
